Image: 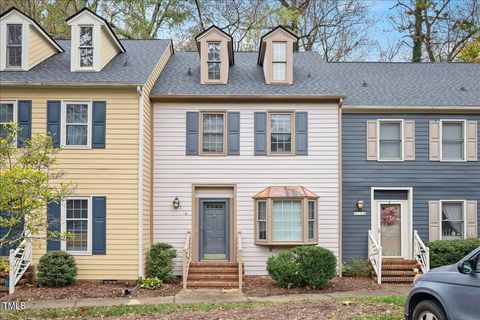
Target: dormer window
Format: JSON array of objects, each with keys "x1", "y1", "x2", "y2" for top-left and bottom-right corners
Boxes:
[
  {"x1": 79, "y1": 26, "x2": 94, "y2": 68},
  {"x1": 272, "y1": 42, "x2": 286, "y2": 81},
  {"x1": 207, "y1": 42, "x2": 221, "y2": 80},
  {"x1": 7, "y1": 24, "x2": 22, "y2": 68}
]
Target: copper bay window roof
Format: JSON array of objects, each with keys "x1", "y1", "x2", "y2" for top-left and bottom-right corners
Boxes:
[{"x1": 253, "y1": 186, "x2": 319, "y2": 199}]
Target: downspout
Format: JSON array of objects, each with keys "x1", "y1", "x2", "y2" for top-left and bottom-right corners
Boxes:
[
  {"x1": 338, "y1": 98, "x2": 343, "y2": 277},
  {"x1": 137, "y1": 85, "x2": 145, "y2": 279}
]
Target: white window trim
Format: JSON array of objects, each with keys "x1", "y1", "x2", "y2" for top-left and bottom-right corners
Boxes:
[
  {"x1": 0, "y1": 17, "x2": 29, "y2": 71},
  {"x1": 70, "y1": 22, "x2": 101, "y2": 72},
  {"x1": 439, "y1": 119, "x2": 467, "y2": 162},
  {"x1": 61, "y1": 100, "x2": 92, "y2": 149},
  {"x1": 0, "y1": 100, "x2": 18, "y2": 143},
  {"x1": 377, "y1": 119, "x2": 404, "y2": 162},
  {"x1": 61, "y1": 196, "x2": 92, "y2": 255},
  {"x1": 78, "y1": 25, "x2": 95, "y2": 70},
  {"x1": 439, "y1": 200, "x2": 467, "y2": 240}
]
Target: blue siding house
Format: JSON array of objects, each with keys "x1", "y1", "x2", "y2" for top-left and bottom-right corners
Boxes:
[{"x1": 335, "y1": 62, "x2": 480, "y2": 282}]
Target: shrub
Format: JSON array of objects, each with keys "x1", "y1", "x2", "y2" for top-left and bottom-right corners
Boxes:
[
  {"x1": 138, "y1": 277, "x2": 162, "y2": 289},
  {"x1": 427, "y1": 238, "x2": 480, "y2": 268},
  {"x1": 37, "y1": 251, "x2": 77, "y2": 287},
  {"x1": 266, "y1": 250, "x2": 303, "y2": 288},
  {"x1": 266, "y1": 246, "x2": 337, "y2": 289},
  {"x1": 342, "y1": 258, "x2": 370, "y2": 277},
  {"x1": 145, "y1": 243, "x2": 177, "y2": 282}
]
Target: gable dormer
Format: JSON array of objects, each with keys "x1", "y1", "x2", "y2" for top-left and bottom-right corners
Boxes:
[
  {"x1": 0, "y1": 7, "x2": 63, "y2": 71},
  {"x1": 258, "y1": 26, "x2": 298, "y2": 85},
  {"x1": 66, "y1": 8, "x2": 125, "y2": 72},
  {"x1": 195, "y1": 26, "x2": 234, "y2": 84}
]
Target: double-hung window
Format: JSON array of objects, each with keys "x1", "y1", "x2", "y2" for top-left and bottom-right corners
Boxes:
[
  {"x1": 379, "y1": 120, "x2": 403, "y2": 161},
  {"x1": 254, "y1": 186, "x2": 318, "y2": 245},
  {"x1": 62, "y1": 101, "x2": 92, "y2": 147},
  {"x1": 441, "y1": 121, "x2": 465, "y2": 161},
  {"x1": 269, "y1": 113, "x2": 293, "y2": 154},
  {"x1": 441, "y1": 201, "x2": 464, "y2": 240},
  {"x1": 7, "y1": 24, "x2": 22, "y2": 68},
  {"x1": 272, "y1": 42, "x2": 287, "y2": 81},
  {"x1": 201, "y1": 112, "x2": 225, "y2": 154},
  {"x1": 62, "y1": 197, "x2": 91, "y2": 254},
  {"x1": 207, "y1": 42, "x2": 221, "y2": 80},
  {"x1": 79, "y1": 26, "x2": 94, "y2": 68},
  {"x1": 0, "y1": 101, "x2": 16, "y2": 139}
]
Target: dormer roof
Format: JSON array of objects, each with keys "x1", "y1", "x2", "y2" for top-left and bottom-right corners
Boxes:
[
  {"x1": 66, "y1": 7, "x2": 125, "y2": 53},
  {"x1": 257, "y1": 26, "x2": 298, "y2": 66},
  {"x1": 195, "y1": 25, "x2": 234, "y2": 65},
  {"x1": 0, "y1": 7, "x2": 64, "y2": 53}
]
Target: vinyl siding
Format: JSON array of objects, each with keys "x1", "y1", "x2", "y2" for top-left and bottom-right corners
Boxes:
[
  {"x1": 342, "y1": 113, "x2": 480, "y2": 262},
  {"x1": 0, "y1": 86, "x2": 140, "y2": 280},
  {"x1": 99, "y1": 26, "x2": 119, "y2": 70},
  {"x1": 153, "y1": 102, "x2": 340, "y2": 275},
  {"x1": 141, "y1": 44, "x2": 172, "y2": 267},
  {"x1": 28, "y1": 25, "x2": 56, "y2": 69}
]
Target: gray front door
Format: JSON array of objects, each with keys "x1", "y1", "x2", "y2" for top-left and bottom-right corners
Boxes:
[{"x1": 199, "y1": 198, "x2": 229, "y2": 261}]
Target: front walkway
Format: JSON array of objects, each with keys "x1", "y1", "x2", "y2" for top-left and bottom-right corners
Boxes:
[{"x1": 16, "y1": 286, "x2": 411, "y2": 310}]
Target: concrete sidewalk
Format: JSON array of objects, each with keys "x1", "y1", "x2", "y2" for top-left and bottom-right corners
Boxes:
[{"x1": 15, "y1": 286, "x2": 410, "y2": 310}]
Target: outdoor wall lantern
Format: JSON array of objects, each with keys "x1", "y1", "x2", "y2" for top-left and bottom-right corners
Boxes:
[
  {"x1": 356, "y1": 199, "x2": 365, "y2": 210},
  {"x1": 172, "y1": 197, "x2": 181, "y2": 210}
]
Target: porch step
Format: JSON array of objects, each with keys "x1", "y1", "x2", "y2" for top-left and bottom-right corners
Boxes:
[
  {"x1": 371, "y1": 259, "x2": 419, "y2": 284},
  {"x1": 187, "y1": 262, "x2": 242, "y2": 288},
  {"x1": 377, "y1": 270, "x2": 417, "y2": 277},
  {"x1": 382, "y1": 259, "x2": 417, "y2": 265},
  {"x1": 374, "y1": 276, "x2": 417, "y2": 283}
]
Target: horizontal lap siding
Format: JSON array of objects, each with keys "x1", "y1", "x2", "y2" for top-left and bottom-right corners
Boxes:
[
  {"x1": 0, "y1": 87, "x2": 140, "y2": 280},
  {"x1": 153, "y1": 102, "x2": 340, "y2": 275},
  {"x1": 342, "y1": 113, "x2": 480, "y2": 262},
  {"x1": 28, "y1": 26, "x2": 56, "y2": 69}
]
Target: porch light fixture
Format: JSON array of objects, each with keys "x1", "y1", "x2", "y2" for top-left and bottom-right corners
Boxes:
[
  {"x1": 356, "y1": 200, "x2": 365, "y2": 210},
  {"x1": 172, "y1": 197, "x2": 181, "y2": 210}
]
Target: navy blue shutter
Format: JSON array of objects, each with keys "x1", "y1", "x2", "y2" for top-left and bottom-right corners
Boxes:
[
  {"x1": 92, "y1": 101, "x2": 106, "y2": 148},
  {"x1": 254, "y1": 112, "x2": 267, "y2": 155},
  {"x1": 186, "y1": 112, "x2": 199, "y2": 155},
  {"x1": 47, "y1": 101, "x2": 61, "y2": 147},
  {"x1": 92, "y1": 196, "x2": 106, "y2": 255},
  {"x1": 295, "y1": 112, "x2": 308, "y2": 155},
  {"x1": 17, "y1": 100, "x2": 32, "y2": 147},
  {"x1": 46, "y1": 202, "x2": 61, "y2": 251},
  {"x1": 227, "y1": 112, "x2": 240, "y2": 155}
]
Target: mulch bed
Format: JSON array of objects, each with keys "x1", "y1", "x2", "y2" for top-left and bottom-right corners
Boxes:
[
  {"x1": 243, "y1": 276, "x2": 408, "y2": 296},
  {"x1": 2, "y1": 279, "x2": 183, "y2": 301},
  {"x1": 114, "y1": 301, "x2": 402, "y2": 320}
]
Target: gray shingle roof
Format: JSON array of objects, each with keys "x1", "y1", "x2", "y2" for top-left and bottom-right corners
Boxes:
[
  {"x1": 0, "y1": 39, "x2": 171, "y2": 85},
  {"x1": 151, "y1": 51, "x2": 480, "y2": 106}
]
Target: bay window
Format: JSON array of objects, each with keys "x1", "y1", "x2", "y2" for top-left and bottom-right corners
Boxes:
[{"x1": 254, "y1": 186, "x2": 318, "y2": 245}]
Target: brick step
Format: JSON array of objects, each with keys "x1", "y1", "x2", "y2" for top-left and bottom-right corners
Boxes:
[
  {"x1": 189, "y1": 267, "x2": 239, "y2": 273},
  {"x1": 188, "y1": 281, "x2": 238, "y2": 288},
  {"x1": 188, "y1": 274, "x2": 239, "y2": 281},
  {"x1": 375, "y1": 276, "x2": 415, "y2": 283},
  {"x1": 190, "y1": 262, "x2": 238, "y2": 268},
  {"x1": 382, "y1": 259, "x2": 417, "y2": 265},
  {"x1": 381, "y1": 265, "x2": 416, "y2": 271},
  {"x1": 379, "y1": 270, "x2": 417, "y2": 277}
]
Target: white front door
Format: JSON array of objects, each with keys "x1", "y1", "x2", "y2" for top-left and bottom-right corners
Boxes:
[{"x1": 372, "y1": 199, "x2": 411, "y2": 259}]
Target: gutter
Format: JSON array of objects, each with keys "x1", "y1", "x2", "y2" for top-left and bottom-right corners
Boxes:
[
  {"x1": 137, "y1": 85, "x2": 145, "y2": 279},
  {"x1": 342, "y1": 105, "x2": 480, "y2": 112},
  {"x1": 0, "y1": 82, "x2": 143, "y2": 87},
  {"x1": 149, "y1": 94, "x2": 346, "y2": 102}
]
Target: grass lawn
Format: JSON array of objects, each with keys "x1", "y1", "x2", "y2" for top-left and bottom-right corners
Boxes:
[{"x1": 5, "y1": 295, "x2": 407, "y2": 319}]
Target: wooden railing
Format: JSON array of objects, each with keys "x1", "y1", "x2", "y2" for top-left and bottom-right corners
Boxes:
[
  {"x1": 414, "y1": 230, "x2": 430, "y2": 274},
  {"x1": 237, "y1": 231, "x2": 243, "y2": 289},
  {"x1": 9, "y1": 233, "x2": 32, "y2": 294},
  {"x1": 182, "y1": 231, "x2": 192, "y2": 289},
  {"x1": 368, "y1": 230, "x2": 382, "y2": 284}
]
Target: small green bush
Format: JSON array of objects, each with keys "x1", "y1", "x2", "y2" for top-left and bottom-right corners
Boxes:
[
  {"x1": 138, "y1": 277, "x2": 162, "y2": 289},
  {"x1": 342, "y1": 258, "x2": 370, "y2": 277},
  {"x1": 427, "y1": 238, "x2": 480, "y2": 268},
  {"x1": 37, "y1": 251, "x2": 77, "y2": 287},
  {"x1": 145, "y1": 243, "x2": 177, "y2": 282},
  {"x1": 266, "y1": 246, "x2": 337, "y2": 289}
]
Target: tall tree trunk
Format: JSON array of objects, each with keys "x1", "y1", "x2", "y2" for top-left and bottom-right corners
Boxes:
[{"x1": 412, "y1": 0, "x2": 424, "y2": 62}]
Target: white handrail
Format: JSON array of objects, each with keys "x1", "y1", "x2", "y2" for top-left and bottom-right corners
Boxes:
[
  {"x1": 414, "y1": 230, "x2": 430, "y2": 273},
  {"x1": 368, "y1": 230, "x2": 382, "y2": 284},
  {"x1": 182, "y1": 231, "x2": 192, "y2": 289},
  {"x1": 9, "y1": 233, "x2": 32, "y2": 294},
  {"x1": 237, "y1": 231, "x2": 243, "y2": 289}
]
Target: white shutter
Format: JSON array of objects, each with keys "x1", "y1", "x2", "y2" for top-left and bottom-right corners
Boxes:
[
  {"x1": 366, "y1": 121, "x2": 377, "y2": 161},
  {"x1": 466, "y1": 121, "x2": 478, "y2": 161},
  {"x1": 428, "y1": 201, "x2": 441, "y2": 241},
  {"x1": 429, "y1": 121, "x2": 441, "y2": 161},
  {"x1": 466, "y1": 200, "x2": 478, "y2": 238},
  {"x1": 404, "y1": 120, "x2": 415, "y2": 161}
]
